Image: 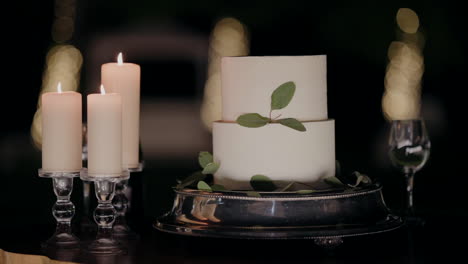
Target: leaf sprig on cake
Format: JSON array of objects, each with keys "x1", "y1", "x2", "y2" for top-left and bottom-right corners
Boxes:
[
  {"x1": 177, "y1": 153, "x2": 372, "y2": 195},
  {"x1": 236, "y1": 81, "x2": 306, "y2": 132}
]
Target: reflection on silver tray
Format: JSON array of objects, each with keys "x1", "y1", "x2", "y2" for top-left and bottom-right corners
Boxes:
[{"x1": 154, "y1": 183, "x2": 403, "y2": 240}]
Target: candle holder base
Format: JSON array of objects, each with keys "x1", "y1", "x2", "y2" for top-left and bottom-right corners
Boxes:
[
  {"x1": 86, "y1": 235, "x2": 125, "y2": 255},
  {"x1": 80, "y1": 169, "x2": 130, "y2": 255},
  {"x1": 38, "y1": 169, "x2": 81, "y2": 250},
  {"x1": 41, "y1": 232, "x2": 81, "y2": 250}
]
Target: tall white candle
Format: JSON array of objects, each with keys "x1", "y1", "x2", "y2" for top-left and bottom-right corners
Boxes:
[
  {"x1": 87, "y1": 85, "x2": 122, "y2": 176},
  {"x1": 41, "y1": 82, "x2": 82, "y2": 172},
  {"x1": 101, "y1": 53, "x2": 141, "y2": 169}
]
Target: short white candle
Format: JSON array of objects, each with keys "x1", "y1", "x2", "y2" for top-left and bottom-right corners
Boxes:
[
  {"x1": 87, "y1": 85, "x2": 123, "y2": 176},
  {"x1": 101, "y1": 53, "x2": 141, "y2": 169},
  {"x1": 41, "y1": 82, "x2": 82, "y2": 172}
]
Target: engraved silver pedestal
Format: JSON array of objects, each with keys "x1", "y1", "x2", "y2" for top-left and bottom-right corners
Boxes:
[{"x1": 154, "y1": 183, "x2": 402, "y2": 247}]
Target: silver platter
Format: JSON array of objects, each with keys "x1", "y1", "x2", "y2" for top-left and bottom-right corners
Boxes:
[{"x1": 154, "y1": 183, "x2": 403, "y2": 240}]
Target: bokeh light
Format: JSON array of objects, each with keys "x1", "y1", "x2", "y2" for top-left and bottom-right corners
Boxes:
[
  {"x1": 382, "y1": 90, "x2": 420, "y2": 120},
  {"x1": 31, "y1": 0, "x2": 81, "y2": 149},
  {"x1": 383, "y1": 8, "x2": 424, "y2": 121},
  {"x1": 201, "y1": 17, "x2": 250, "y2": 131},
  {"x1": 396, "y1": 8, "x2": 420, "y2": 34}
]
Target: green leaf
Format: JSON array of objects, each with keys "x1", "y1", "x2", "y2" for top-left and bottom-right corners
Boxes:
[
  {"x1": 236, "y1": 113, "x2": 270, "y2": 128},
  {"x1": 324, "y1": 176, "x2": 344, "y2": 187},
  {"x1": 198, "y1": 151, "x2": 213, "y2": 168},
  {"x1": 211, "y1": 184, "x2": 226, "y2": 191},
  {"x1": 176, "y1": 171, "x2": 206, "y2": 189},
  {"x1": 296, "y1": 190, "x2": 316, "y2": 194},
  {"x1": 280, "y1": 182, "x2": 295, "y2": 192},
  {"x1": 197, "y1": 181, "x2": 212, "y2": 192},
  {"x1": 202, "y1": 162, "x2": 220, "y2": 175},
  {"x1": 246, "y1": 191, "x2": 262, "y2": 197},
  {"x1": 277, "y1": 118, "x2": 306, "y2": 132},
  {"x1": 348, "y1": 171, "x2": 372, "y2": 187},
  {"x1": 250, "y1": 175, "x2": 277, "y2": 191},
  {"x1": 271, "y1": 81, "x2": 296, "y2": 110}
]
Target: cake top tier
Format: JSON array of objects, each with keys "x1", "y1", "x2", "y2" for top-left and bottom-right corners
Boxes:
[{"x1": 221, "y1": 55, "x2": 328, "y2": 122}]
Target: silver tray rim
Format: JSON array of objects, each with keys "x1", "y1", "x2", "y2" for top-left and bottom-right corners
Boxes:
[
  {"x1": 154, "y1": 183, "x2": 403, "y2": 240},
  {"x1": 173, "y1": 183, "x2": 382, "y2": 201},
  {"x1": 154, "y1": 214, "x2": 403, "y2": 240}
]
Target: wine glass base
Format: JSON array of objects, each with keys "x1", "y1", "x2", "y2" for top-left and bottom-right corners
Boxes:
[
  {"x1": 86, "y1": 238, "x2": 125, "y2": 255},
  {"x1": 41, "y1": 233, "x2": 80, "y2": 250}
]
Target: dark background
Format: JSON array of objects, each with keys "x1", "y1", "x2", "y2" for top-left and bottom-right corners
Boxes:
[{"x1": 1, "y1": 1, "x2": 466, "y2": 262}]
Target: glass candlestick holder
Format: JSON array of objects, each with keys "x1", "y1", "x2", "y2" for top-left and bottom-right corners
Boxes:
[
  {"x1": 112, "y1": 163, "x2": 144, "y2": 239},
  {"x1": 38, "y1": 169, "x2": 81, "y2": 250},
  {"x1": 80, "y1": 169, "x2": 130, "y2": 255}
]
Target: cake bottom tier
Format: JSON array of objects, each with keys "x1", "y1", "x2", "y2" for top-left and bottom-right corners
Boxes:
[{"x1": 213, "y1": 119, "x2": 335, "y2": 190}]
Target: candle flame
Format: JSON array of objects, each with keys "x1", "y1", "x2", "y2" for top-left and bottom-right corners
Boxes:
[
  {"x1": 57, "y1": 82, "x2": 62, "y2": 93},
  {"x1": 100, "y1": 84, "x2": 106, "y2": 95},
  {"x1": 117, "y1": 52, "x2": 123, "y2": 65}
]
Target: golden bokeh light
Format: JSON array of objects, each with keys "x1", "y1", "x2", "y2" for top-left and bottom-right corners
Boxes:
[
  {"x1": 31, "y1": 0, "x2": 80, "y2": 149},
  {"x1": 387, "y1": 41, "x2": 405, "y2": 60},
  {"x1": 401, "y1": 31, "x2": 425, "y2": 49},
  {"x1": 383, "y1": 8, "x2": 424, "y2": 121},
  {"x1": 39, "y1": 45, "x2": 83, "y2": 103},
  {"x1": 396, "y1": 8, "x2": 420, "y2": 34},
  {"x1": 32, "y1": 45, "x2": 82, "y2": 148},
  {"x1": 201, "y1": 17, "x2": 250, "y2": 131},
  {"x1": 382, "y1": 90, "x2": 420, "y2": 121},
  {"x1": 31, "y1": 110, "x2": 42, "y2": 150}
]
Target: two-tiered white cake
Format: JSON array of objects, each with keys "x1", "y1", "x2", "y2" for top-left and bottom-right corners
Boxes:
[{"x1": 212, "y1": 55, "x2": 335, "y2": 190}]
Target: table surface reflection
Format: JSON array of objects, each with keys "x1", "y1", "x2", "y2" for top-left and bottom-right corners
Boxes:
[{"x1": 1, "y1": 208, "x2": 466, "y2": 263}]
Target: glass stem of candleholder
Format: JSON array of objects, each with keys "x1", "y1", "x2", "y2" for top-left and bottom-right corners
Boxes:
[
  {"x1": 112, "y1": 180, "x2": 138, "y2": 239},
  {"x1": 112, "y1": 181, "x2": 129, "y2": 229},
  {"x1": 87, "y1": 180, "x2": 123, "y2": 254},
  {"x1": 44, "y1": 177, "x2": 80, "y2": 249}
]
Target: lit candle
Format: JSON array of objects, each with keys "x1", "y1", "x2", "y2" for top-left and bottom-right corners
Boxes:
[
  {"x1": 87, "y1": 85, "x2": 122, "y2": 176},
  {"x1": 101, "y1": 53, "x2": 141, "y2": 169},
  {"x1": 41, "y1": 82, "x2": 82, "y2": 172}
]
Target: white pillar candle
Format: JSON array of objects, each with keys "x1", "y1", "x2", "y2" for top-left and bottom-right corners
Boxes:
[
  {"x1": 101, "y1": 53, "x2": 141, "y2": 169},
  {"x1": 41, "y1": 82, "x2": 82, "y2": 172},
  {"x1": 87, "y1": 85, "x2": 122, "y2": 176}
]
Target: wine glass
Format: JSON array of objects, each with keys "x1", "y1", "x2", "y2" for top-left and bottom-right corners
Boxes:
[{"x1": 388, "y1": 119, "x2": 431, "y2": 225}]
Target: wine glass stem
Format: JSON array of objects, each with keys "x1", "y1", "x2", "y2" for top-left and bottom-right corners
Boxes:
[{"x1": 405, "y1": 171, "x2": 415, "y2": 216}]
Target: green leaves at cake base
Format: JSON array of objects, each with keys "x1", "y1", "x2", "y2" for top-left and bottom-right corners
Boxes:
[
  {"x1": 176, "y1": 171, "x2": 206, "y2": 189},
  {"x1": 197, "y1": 181, "x2": 212, "y2": 192},
  {"x1": 198, "y1": 151, "x2": 213, "y2": 168},
  {"x1": 202, "y1": 162, "x2": 220, "y2": 175},
  {"x1": 198, "y1": 151, "x2": 220, "y2": 175}
]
